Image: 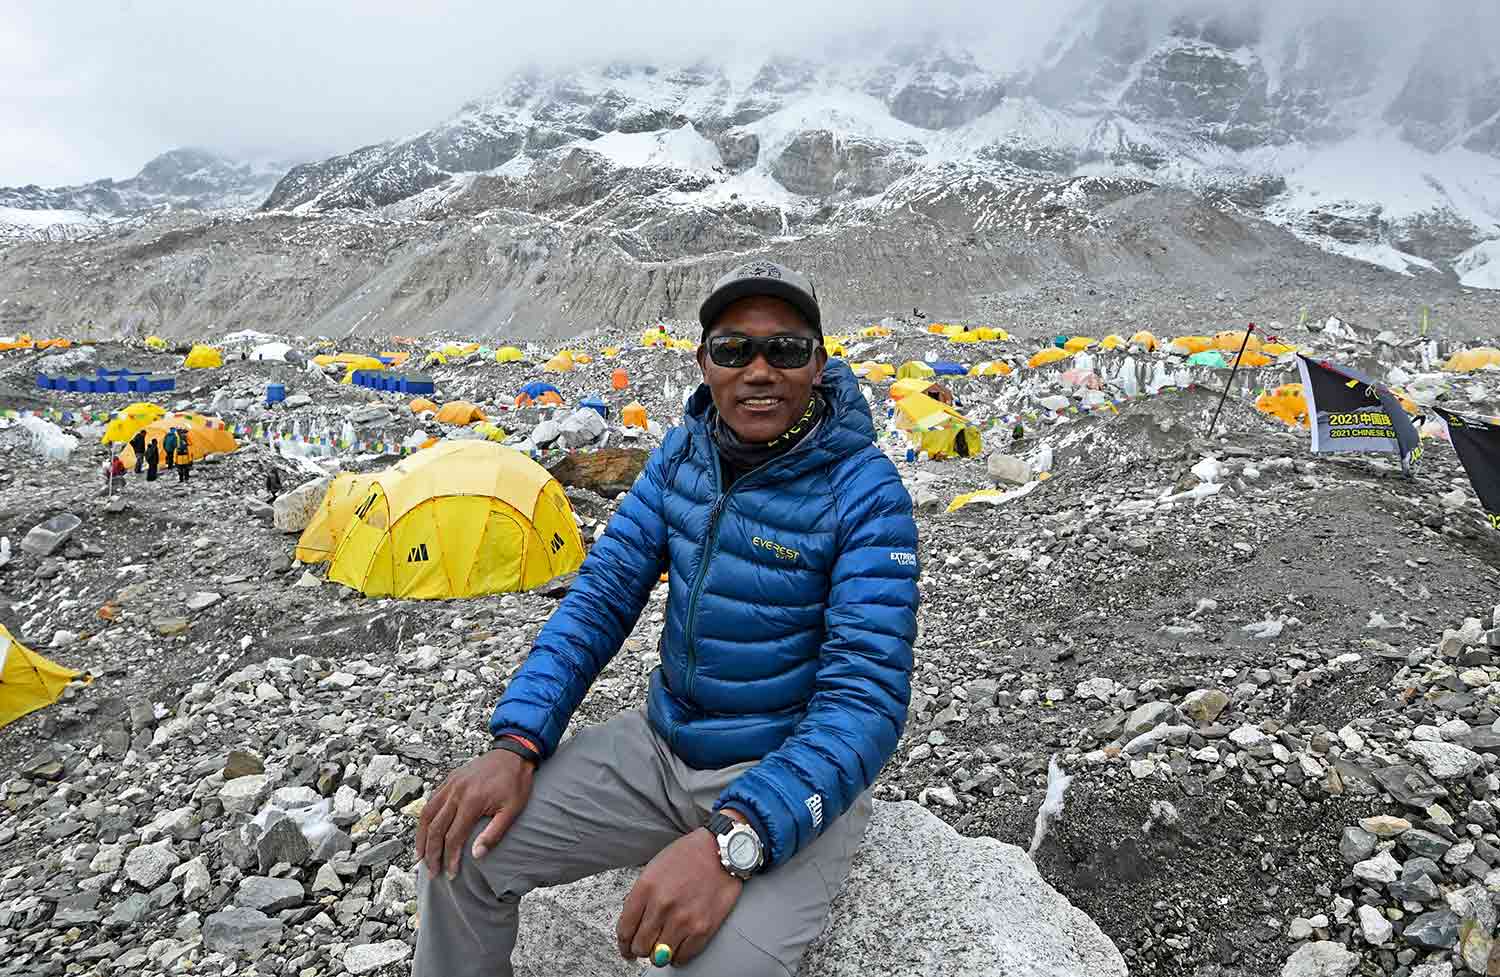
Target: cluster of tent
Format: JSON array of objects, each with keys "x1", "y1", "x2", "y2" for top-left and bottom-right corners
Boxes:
[
  {"x1": 0, "y1": 334, "x2": 72, "y2": 351},
  {"x1": 1444, "y1": 347, "x2": 1500, "y2": 373},
  {"x1": 293, "y1": 440, "x2": 585, "y2": 599},
  {"x1": 101, "y1": 404, "x2": 240, "y2": 464}
]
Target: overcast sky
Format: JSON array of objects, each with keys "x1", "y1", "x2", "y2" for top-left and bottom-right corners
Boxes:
[{"x1": 2, "y1": 0, "x2": 1489, "y2": 188}]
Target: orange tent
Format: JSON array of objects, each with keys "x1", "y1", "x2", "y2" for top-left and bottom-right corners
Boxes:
[
  {"x1": 622, "y1": 403, "x2": 649, "y2": 429},
  {"x1": 410, "y1": 398, "x2": 438, "y2": 414},
  {"x1": 116, "y1": 412, "x2": 238, "y2": 467},
  {"x1": 611, "y1": 369, "x2": 629, "y2": 391},
  {"x1": 515, "y1": 391, "x2": 564, "y2": 408},
  {"x1": 436, "y1": 401, "x2": 486, "y2": 425}
]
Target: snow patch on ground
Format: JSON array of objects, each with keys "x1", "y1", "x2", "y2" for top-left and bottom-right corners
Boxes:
[
  {"x1": 579, "y1": 124, "x2": 723, "y2": 174},
  {"x1": 0, "y1": 206, "x2": 94, "y2": 229}
]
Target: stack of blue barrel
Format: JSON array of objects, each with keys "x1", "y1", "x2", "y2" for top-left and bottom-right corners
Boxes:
[
  {"x1": 35, "y1": 367, "x2": 174, "y2": 393},
  {"x1": 350, "y1": 371, "x2": 436, "y2": 395}
]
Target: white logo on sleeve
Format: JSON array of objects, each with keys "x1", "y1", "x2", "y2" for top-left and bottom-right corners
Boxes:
[
  {"x1": 889, "y1": 551, "x2": 916, "y2": 567},
  {"x1": 805, "y1": 793, "x2": 824, "y2": 829}
]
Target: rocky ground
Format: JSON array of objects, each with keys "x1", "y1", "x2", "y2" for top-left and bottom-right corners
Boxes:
[{"x1": 2, "y1": 297, "x2": 1500, "y2": 977}]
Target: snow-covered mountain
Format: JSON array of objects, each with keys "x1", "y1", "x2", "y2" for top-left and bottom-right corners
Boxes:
[
  {"x1": 0, "y1": 149, "x2": 290, "y2": 231},
  {"x1": 249, "y1": 1, "x2": 1500, "y2": 288}
]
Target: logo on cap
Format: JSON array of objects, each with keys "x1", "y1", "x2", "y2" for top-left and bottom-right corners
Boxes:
[{"x1": 740, "y1": 263, "x2": 783, "y2": 281}]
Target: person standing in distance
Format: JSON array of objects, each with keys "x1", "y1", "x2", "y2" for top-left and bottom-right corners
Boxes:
[{"x1": 414, "y1": 261, "x2": 919, "y2": 975}]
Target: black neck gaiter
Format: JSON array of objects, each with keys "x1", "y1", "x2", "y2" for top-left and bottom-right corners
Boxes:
[{"x1": 713, "y1": 390, "x2": 825, "y2": 488}]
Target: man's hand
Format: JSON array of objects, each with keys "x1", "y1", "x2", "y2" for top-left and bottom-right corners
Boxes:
[
  {"x1": 616, "y1": 828, "x2": 742, "y2": 965},
  {"x1": 415, "y1": 748, "x2": 534, "y2": 880}
]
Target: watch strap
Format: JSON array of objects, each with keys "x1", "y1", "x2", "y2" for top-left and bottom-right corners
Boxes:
[
  {"x1": 706, "y1": 812, "x2": 737, "y2": 837},
  {"x1": 491, "y1": 736, "x2": 541, "y2": 766}
]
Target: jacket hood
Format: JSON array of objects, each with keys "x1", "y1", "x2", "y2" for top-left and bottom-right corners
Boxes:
[{"x1": 684, "y1": 358, "x2": 876, "y2": 462}]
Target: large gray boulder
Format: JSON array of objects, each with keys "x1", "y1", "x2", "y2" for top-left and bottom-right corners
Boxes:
[
  {"x1": 273, "y1": 475, "x2": 331, "y2": 534},
  {"x1": 513, "y1": 800, "x2": 1124, "y2": 977}
]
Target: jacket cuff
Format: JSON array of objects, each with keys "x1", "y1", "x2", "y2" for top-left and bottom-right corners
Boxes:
[
  {"x1": 490, "y1": 723, "x2": 548, "y2": 760},
  {"x1": 715, "y1": 804, "x2": 773, "y2": 872},
  {"x1": 715, "y1": 786, "x2": 788, "y2": 870}
]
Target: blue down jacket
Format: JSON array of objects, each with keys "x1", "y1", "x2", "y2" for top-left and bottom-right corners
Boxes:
[{"x1": 491, "y1": 360, "x2": 919, "y2": 869}]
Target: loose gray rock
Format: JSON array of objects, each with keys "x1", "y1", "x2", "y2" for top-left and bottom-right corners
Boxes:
[
  {"x1": 203, "y1": 907, "x2": 284, "y2": 954},
  {"x1": 234, "y1": 876, "x2": 305, "y2": 913},
  {"x1": 344, "y1": 940, "x2": 413, "y2": 974},
  {"x1": 123, "y1": 840, "x2": 179, "y2": 889}
]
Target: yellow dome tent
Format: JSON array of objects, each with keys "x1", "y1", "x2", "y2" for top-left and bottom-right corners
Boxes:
[
  {"x1": 852, "y1": 362, "x2": 895, "y2": 382},
  {"x1": 1, "y1": 624, "x2": 85, "y2": 730},
  {"x1": 380, "y1": 351, "x2": 411, "y2": 367},
  {"x1": 1261, "y1": 342, "x2": 1298, "y2": 357},
  {"x1": 1255, "y1": 384, "x2": 1310, "y2": 428},
  {"x1": 894, "y1": 393, "x2": 981, "y2": 460},
  {"x1": 183, "y1": 345, "x2": 223, "y2": 369},
  {"x1": 1213, "y1": 330, "x2": 1262, "y2": 354},
  {"x1": 475, "y1": 422, "x2": 508, "y2": 442},
  {"x1": 144, "y1": 335, "x2": 168, "y2": 351},
  {"x1": 1063, "y1": 336, "x2": 1096, "y2": 352},
  {"x1": 1444, "y1": 347, "x2": 1500, "y2": 373},
  {"x1": 1028, "y1": 348, "x2": 1071, "y2": 369},
  {"x1": 436, "y1": 401, "x2": 486, "y2": 425},
  {"x1": 926, "y1": 324, "x2": 947, "y2": 335},
  {"x1": 1169, "y1": 336, "x2": 1213, "y2": 355},
  {"x1": 340, "y1": 356, "x2": 386, "y2": 383},
  {"x1": 1130, "y1": 331, "x2": 1158, "y2": 351},
  {"x1": 975, "y1": 327, "x2": 1008, "y2": 341},
  {"x1": 824, "y1": 338, "x2": 847, "y2": 356},
  {"x1": 1232, "y1": 351, "x2": 1273, "y2": 368},
  {"x1": 543, "y1": 352, "x2": 576, "y2": 373},
  {"x1": 949, "y1": 331, "x2": 983, "y2": 344},
  {"x1": 100, "y1": 402, "x2": 166, "y2": 444},
  {"x1": 940, "y1": 324, "x2": 965, "y2": 337},
  {"x1": 861, "y1": 325, "x2": 893, "y2": 338},
  {"x1": 326, "y1": 441, "x2": 585, "y2": 599},
  {"x1": 969, "y1": 361, "x2": 1012, "y2": 377},
  {"x1": 423, "y1": 351, "x2": 448, "y2": 367},
  {"x1": 116, "y1": 412, "x2": 238, "y2": 467},
  {"x1": 896, "y1": 360, "x2": 936, "y2": 380},
  {"x1": 495, "y1": 346, "x2": 524, "y2": 363},
  {"x1": 1100, "y1": 334, "x2": 1127, "y2": 350},
  {"x1": 641, "y1": 329, "x2": 670, "y2": 347},
  {"x1": 409, "y1": 398, "x2": 438, "y2": 414},
  {"x1": 295, "y1": 472, "x2": 383, "y2": 564}
]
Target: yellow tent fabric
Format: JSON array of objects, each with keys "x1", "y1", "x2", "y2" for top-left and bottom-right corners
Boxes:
[
  {"x1": 1232, "y1": 351, "x2": 1273, "y2": 368},
  {"x1": 312, "y1": 354, "x2": 337, "y2": 367},
  {"x1": 896, "y1": 360, "x2": 936, "y2": 380},
  {"x1": 824, "y1": 338, "x2": 847, "y2": 356},
  {"x1": 947, "y1": 489, "x2": 1011, "y2": 512},
  {"x1": 1130, "y1": 331, "x2": 1158, "y2": 351},
  {"x1": 295, "y1": 472, "x2": 383, "y2": 563},
  {"x1": 1255, "y1": 384, "x2": 1310, "y2": 429},
  {"x1": 890, "y1": 378, "x2": 938, "y2": 401},
  {"x1": 326, "y1": 441, "x2": 585, "y2": 599},
  {"x1": 183, "y1": 345, "x2": 223, "y2": 369},
  {"x1": 495, "y1": 346, "x2": 524, "y2": 363},
  {"x1": 424, "y1": 352, "x2": 448, "y2": 367},
  {"x1": 380, "y1": 351, "x2": 411, "y2": 367},
  {"x1": 1, "y1": 624, "x2": 84, "y2": 730},
  {"x1": 602, "y1": 347, "x2": 621, "y2": 358},
  {"x1": 853, "y1": 362, "x2": 895, "y2": 382},
  {"x1": 1169, "y1": 336, "x2": 1213, "y2": 355},
  {"x1": 893, "y1": 393, "x2": 981, "y2": 460},
  {"x1": 1100, "y1": 334, "x2": 1127, "y2": 350},
  {"x1": 1444, "y1": 347, "x2": 1500, "y2": 373},
  {"x1": 475, "y1": 422, "x2": 508, "y2": 442},
  {"x1": 1262, "y1": 342, "x2": 1298, "y2": 356},
  {"x1": 1063, "y1": 336, "x2": 1096, "y2": 352},
  {"x1": 940, "y1": 324, "x2": 965, "y2": 337},
  {"x1": 668, "y1": 338, "x2": 697, "y2": 351},
  {"x1": 340, "y1": 356, "x2": 386, "y2": 383},
  {"x1": 926, "y1": 324, "x2": 947, "y2": 335},
  {"x1": 969, "y1": 361, "x2": 1012, "y2": 376},
  {"x1": 543, "y1": 353, "x2": 576, "y2": 373},
  {"x1": 1028, "y1": 348, "x2": 1071, "y2": 368},
  {"x1": 436, "y1": 401, "x2": 486, "y2": 425},
  {"x1": 861, "y1": 326, "x2": 893, "y2": 337},
  {"x1": 975, "y1": 327, "x2": 1008, "y2": 341},
  {"x1": 641, "y1": 329, "x2": 670, "y2": 347},
  {"x1": 145, "y1": 335, "x2": 167, "y2": 351},
  {"x1": 410, "y1": 398, "x2": 438, "y2": 414},
  {"x1": 117, "y1": 412, "x2": 238, "y2": 467},
  {"x1": 1213, "y1": 330, "x2": 1262, "y2": 354},
  {"x1": 101, "y1": 402, "x2": 166, "y2": 443},
  {"x1": 949, "y1": 331, "x2": 983, "y2": 344}
]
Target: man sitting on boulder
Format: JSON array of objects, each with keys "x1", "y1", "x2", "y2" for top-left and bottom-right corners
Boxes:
[{"x1": 415, "y1": 261, "x2": 920, "y2": 976}]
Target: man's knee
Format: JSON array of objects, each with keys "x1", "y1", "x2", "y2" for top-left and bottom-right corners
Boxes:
[{"x1": 674, "y1": 925, "x2": 794, "y2": 977}]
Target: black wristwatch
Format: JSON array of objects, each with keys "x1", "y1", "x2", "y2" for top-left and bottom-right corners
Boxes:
[
  {"x1": 707, "y1": 812, "x2": 764, "y2": 879},
  {"x1": 491, "y1": 736, "x2": 541, "y2": 766}
]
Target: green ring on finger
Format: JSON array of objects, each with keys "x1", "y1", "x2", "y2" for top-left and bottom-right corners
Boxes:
[{"x1": 652, "y1": 943, "x2": 673, "y2": 968}]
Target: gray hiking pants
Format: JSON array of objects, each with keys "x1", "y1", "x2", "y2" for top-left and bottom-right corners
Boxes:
[{"x1": 415, "y1": 707, "x2": 871, "y2": 976}]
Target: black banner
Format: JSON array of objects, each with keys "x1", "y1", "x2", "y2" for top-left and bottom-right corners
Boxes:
[
  {"x1": 1434, "y1": 406, "x2": 1500, "y2": 530},
  {"x1": 1295, "y1": 354, "x2": 1422, "y2": 476}
]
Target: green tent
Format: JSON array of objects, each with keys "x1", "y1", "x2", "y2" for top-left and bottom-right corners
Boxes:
[{"x1": 1187, "y1": 351, "x2": 1229, "y2": 368}]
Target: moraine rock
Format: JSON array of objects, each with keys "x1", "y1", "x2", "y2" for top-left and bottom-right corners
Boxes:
[
  {"x1": 235, "y1": 876, "x2": 305, "y2": 913},
  {"x1": 219, "y1": 774, "x2": 272, "y2": 815},
  {"x1": 1180, "y1": 688, "x2": 1229, "y2": 723},
  {"x1": 1405, "y1": 741, "x2": 1483, "y2": 780},
  {"x1": 345, "y1": 940, "x2": 413, "y2": 974},
  {"x1": 1280, "y1": 940, "x2": 1358, "y2": 977},
  {"x1": 511, "y1": 800, "x2": 1124, "y2": 976},
  {"x1": 272, "y1": 475, "x2": 332, "y2": 533},
  {"x1": 203, "y1": 906, "x2": 284, "y2": 954},
  {"x1": 123, "y1": 840, "x2": 179, "y2": 889}
]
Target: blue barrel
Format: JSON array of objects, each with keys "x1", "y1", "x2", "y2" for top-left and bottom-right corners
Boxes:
[
  {"x1": 266, "y1": 383, "x2": 286, "y2": 405},
  {"x1": 113, "y1": 377, "x2": 130, "y2": 393}
]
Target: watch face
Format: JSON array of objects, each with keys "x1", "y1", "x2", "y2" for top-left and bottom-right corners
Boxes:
[{"x1": 728, "y1": 832, "x2": 757, "y2": 869}]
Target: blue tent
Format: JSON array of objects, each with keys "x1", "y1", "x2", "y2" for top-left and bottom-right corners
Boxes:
[
  {"x1": 929, "y1": 361, "x2": 969, "y2": 377},
  {"x1": 580, "y1": 397, "x2": 609, "y2": 419},
  {"x1": 520, "y1": 381, "x2": 562, "y2": 399}
]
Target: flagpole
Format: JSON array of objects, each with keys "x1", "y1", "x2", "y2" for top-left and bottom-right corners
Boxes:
[{"x1": 1205, "y1": 323, "x2": 1256, "y2": 440}]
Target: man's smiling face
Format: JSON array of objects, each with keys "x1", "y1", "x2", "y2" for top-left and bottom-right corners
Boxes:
[{"x1": 697, "y1": 295, "x2": 828, "y2": 444}]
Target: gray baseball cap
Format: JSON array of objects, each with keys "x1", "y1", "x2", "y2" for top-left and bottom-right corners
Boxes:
[{"x1": 698, "y1": 260, "x2": 821, "y2": 338}]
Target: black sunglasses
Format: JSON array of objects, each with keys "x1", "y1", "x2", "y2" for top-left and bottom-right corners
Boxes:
[{"x1": 706, "y1": 333, "x2": 819, "y2": 369}]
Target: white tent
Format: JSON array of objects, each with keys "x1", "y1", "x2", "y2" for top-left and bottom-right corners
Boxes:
[{"x1": 250, "y1": 342, "x2": 294, "y2": 362}]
